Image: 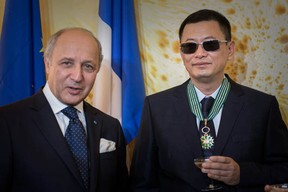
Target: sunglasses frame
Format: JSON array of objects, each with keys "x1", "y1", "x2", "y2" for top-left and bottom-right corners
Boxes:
[{"x1": 180, "y1": 40, "x2": 228, "y2": 54}]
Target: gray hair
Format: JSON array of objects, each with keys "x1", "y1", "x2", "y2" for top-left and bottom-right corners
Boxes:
[{"x1": 43, "y1": 27, "x2": 103, "y2": 69}]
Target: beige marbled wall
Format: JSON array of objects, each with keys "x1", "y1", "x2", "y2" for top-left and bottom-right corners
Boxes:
[{"x1": 135, "y1": 0, "x2": 288, "y2": 125}]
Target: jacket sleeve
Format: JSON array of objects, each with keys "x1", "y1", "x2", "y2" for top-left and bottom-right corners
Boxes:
[
  {"x1": 239, "y1": 96, "x2": 288, "y2": 186},
  {"x1": 129, "y1": 97, "x2": 160, "y2": 192},
  {"x1": 0, "y1": 114, "x2": 13, "y2": 191}
]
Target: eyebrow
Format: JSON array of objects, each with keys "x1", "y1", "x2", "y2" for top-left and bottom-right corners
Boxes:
[
  {"x1": 59, "y1": 57, "x2": 94, "y2": 64},
  {"x1": 59, "y1": 57, "x2": 74, "y2": 61},
  {"x1": 184, "y1": 36, "x2": 218, "y2": 42}
]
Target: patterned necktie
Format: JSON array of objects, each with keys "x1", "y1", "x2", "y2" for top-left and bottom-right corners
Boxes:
[
  {"x1": 199, "y1": 97, "x2": 216, "y2": 157},
  {"x1": 62, "y1": 106, "x2": 88, "y2": 189}
]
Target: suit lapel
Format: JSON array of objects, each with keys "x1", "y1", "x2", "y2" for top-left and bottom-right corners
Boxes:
[
  {"x1": 173, "y1": 80, "x2": 203, "y2": 158},
  {"x1": 173, "y1": 77, "x2": 246, "y2": 157},
  {"x1": 84, "y1": 103, "x2": 102, "y2": 192},
  {"x1": 214, "y1": 77, "x2": 245, "y2": 155},
  {"x1": 31, "y1": 91, "x2": 86, "y2": 190}
]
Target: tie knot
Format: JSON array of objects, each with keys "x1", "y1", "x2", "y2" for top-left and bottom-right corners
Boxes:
[
  {"x1": 62, "y1": 106, "x2": 79, "y2": 120},
  {"x1": 201, "y1": 97, "x2": 214, "y2": 118}
]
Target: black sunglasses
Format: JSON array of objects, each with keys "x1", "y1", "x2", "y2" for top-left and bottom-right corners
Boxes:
[{"x1": 180, "y1": 40, "x2": 228, "y2": 54}]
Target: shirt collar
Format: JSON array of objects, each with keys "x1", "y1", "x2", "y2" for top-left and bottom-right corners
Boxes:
[{"x1": 42, "y1": 83, "x2": 84, "y2": 114}]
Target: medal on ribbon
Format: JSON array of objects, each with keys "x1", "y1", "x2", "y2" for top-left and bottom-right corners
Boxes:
[
  {"x1": 187, "y1": 77, "x2": 231, "y2": 151},
  {"x1": 200, "y1": 120, "x2": 214, "y2": 149}
]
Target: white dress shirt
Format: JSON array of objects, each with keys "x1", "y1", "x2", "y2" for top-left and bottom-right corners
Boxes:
[
  {"x1": 194, "y1": 85, "x2": 223, "y2": 136},
  {"x1": 42, "y1": 83, "x2": 87, "y2": 135}
]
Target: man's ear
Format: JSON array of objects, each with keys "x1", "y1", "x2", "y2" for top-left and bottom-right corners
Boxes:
[
  {"x1": 227, "y1": 41, "x2": 235, "y2": 61},
  {"x1": 44, "y1": 58, "x2": 50, "y2": 75}
]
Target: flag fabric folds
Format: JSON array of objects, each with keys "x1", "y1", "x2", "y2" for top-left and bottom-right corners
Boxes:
[
  {"x1": 0, "y1": 0, "x2": 45, "y2": 106},
  {"x1": 96, "y1": 0, "x2": 145, "y2": 143}
]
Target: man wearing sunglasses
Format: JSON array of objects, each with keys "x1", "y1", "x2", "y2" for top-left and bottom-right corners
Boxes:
[{"x1": 130, "y1": 9, "x2": 288, "y2": 191}]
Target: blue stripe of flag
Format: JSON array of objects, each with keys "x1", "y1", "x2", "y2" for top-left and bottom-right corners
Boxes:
[{"x1": 99, "y1": 0, "x2": 145, "y2": 143}]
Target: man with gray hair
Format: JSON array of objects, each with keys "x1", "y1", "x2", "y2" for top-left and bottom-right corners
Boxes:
[{"x1": 0, "y1": 27, "x2": 128, "y2": 192}]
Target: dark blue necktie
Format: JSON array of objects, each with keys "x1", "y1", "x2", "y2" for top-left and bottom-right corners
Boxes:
[
  {"x1": 199, "y1": 97, "x2": 216, "y2": 157},
  {"x1": 62, "y1": 106, "x2": 88, "y2": 189}
]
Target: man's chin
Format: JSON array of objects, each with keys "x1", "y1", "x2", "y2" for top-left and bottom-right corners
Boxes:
[
  {"x1": 61, "y1": 96, "x2": 83, "y2": 106},
  {"x1": 194, "y1": 74, "x2": 212, "y2": 81}
]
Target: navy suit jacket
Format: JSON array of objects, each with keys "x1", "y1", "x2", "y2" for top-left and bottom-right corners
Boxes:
[
  {"x1": 130, "y1": 75, "x2": 288, "y2": 192},
  {"x1": 0, "y1": 90, "x2": 128, "y2": 192}
]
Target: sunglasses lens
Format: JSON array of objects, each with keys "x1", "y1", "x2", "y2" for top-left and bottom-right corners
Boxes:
[
  {"x1": 181, "y1": 40, "x2": 224, "y2": 54},
  {"x1": 203, "y1": 40, "x2": 220, "y2": 51},
  {"x1": 181, "y1": 43, "x2": 197, "y2": 54}
]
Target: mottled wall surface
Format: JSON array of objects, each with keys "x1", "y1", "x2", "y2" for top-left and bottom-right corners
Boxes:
[
  {"x1": 0, "y1": 0, "x2": 5, "y2": 36},
  {"x1": 135, "y1": 0, "x2": 288, "y2": 125}
]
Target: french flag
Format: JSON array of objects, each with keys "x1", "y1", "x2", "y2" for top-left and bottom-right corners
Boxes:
[{"x1": 95, "y1": 0, "x2": 145, "y2": 144}]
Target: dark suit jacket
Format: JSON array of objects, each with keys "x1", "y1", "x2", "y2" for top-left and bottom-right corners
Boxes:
[
  {"x1": 130, "y1": 75, "x2": 288, "y2": 192},
  {"x1": 0, "y1": 90, "x2": 128, "y2": 192}
]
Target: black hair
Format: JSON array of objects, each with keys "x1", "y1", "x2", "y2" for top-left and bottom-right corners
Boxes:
[{"x1": 179, "y1": 9, "x2": 231, "y2": 41}]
